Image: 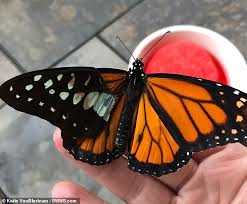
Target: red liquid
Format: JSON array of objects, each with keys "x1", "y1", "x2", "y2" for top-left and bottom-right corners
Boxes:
[{"x1": 145, "y1": 41, "x2": 229, "y2": 84}]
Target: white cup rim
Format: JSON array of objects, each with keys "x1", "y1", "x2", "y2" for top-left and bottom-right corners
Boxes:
[{"x1": 129, "y1": 25, "x2": 247, "y2": 91}]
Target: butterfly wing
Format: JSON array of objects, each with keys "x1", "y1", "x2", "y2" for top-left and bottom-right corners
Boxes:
[
  {"x1": 0, "y1": 67, "x2": 128, "y2": 164},
  {"x1": 64, "y1": 93, "x2": 127, "y2": 164},
  {"x1": 128, "y1": 74, "x2": 247, "y2": 176},
  {"x1": 128, "y1": 92, "x2": 191, "y2": 176}
]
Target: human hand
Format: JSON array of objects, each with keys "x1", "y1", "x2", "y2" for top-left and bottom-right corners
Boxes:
[{"x1": 52, "y1": 128, "x2": 247, "y2": 204}]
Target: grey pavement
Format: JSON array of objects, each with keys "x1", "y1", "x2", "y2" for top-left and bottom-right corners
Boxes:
[
  {"x1": 0, "y1": 0, "x2": 246, "y2": 204},
  {"x1": 0, "y1": 51, "x2": 20, "y2": 107},
  {"x1": 0, "y1": 0, "x2": 139, "y2": 71},
  {"x1": 101, "y1": 0, "x2": 247, "y2": 61}
]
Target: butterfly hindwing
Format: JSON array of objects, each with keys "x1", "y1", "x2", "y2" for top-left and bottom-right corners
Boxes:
[
  {"x1": 128, "y1": 74, "x2": 247, "y2": 176},
  {"x1": 63, "y1": 93, "x2": 127, "y2": 164},
  {"x1": 128, "y1": 92, "x2": 192, "y2": 176},
  {"x1": 0, "y1": 67, "x2": 129, "y2": 164}
]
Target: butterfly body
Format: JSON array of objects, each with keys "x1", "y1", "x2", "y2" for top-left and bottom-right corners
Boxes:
[
  {"x1": 115, "y1": 59, "x2": 146, "y2": 151},
  {"x1": 0, "y1": 59, "x2": 247, "y2": 176}
]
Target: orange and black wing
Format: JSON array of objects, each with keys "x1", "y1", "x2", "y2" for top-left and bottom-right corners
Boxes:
[
  {"x1": 128, "y1": 74, "x2": 247, "y2": 176},
  {"x1": 0, "y1": 67, "x2": 128, "y2": 165},
  {"x1": 63, "y1": 93, "x2": 127, "y2": 165}
]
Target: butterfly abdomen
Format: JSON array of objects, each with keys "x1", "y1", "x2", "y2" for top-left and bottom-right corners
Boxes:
[{"x1": 115, "y1": 80, "x2": 144, "y2": 151}]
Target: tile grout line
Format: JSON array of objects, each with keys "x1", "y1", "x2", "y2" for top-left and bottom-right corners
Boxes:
[
  {"x1": 0, "y1": 44, "x2": 23, "y2": 110},
  {"x1": 48, "y1": 0, "x2": 144, "y2": 68},
  {"x1": 0, "y1": 44, "x2": 26, "y2": 74},
  {"x1": 97, "y1": 35, "x2": 129, "y2": 64},
  {"x1": 0, "y1": 0, "x2": 144, "y2": 71},
  {"x1": 0, "y1": 187, "x2": 8, "y2": 199},
  {"x1": 0, "y1": 187, "x2": 13, "y2": 204},
  {"x1": 0, "y1": 103, "x2": 5, "y2": 109}
]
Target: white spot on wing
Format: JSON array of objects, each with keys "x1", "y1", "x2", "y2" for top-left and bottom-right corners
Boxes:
[
  {"x1": 234, "y1": 90, "x2": 240, "y2": 95},
  {"x1": 25, "y1": 84, "x2": 33, "y2": 91},
  {"x1": 84, "y1": 75, "x2": 91, "y2": 86},
  {"x1": 50, "y1": 107, "x2": 56, "y2": 112},
  {"x1": 44, "y1": 79, "x2": 53, "y2": 89},
  {"x1": 59, "y1": 92, "x2": 69, "y2": 100},
  {"x1": 9, "y1": 86, "x2": 13, "y2": 91},
  {"x1": 68, "y1": 74, "x2": 75, "y2": 90},
  {"x1": 73, "y1": 92, "x2": 84, "y2": 105},
  {"x1": 27, "y1": 98, "x2": 33, "y2": 102},
  {"x1": 39, "y1": 102, "x2": 44, "y2": 106},
  {"x1": 49, "y1": 89, "x2": 55, "y2": 94},
  {"x1": 83, "y1": 91, "x2": 99, "y2": 110},
  {"x1": 216, "y1": 83, "x2": 222, "y2": 86},
  {"x1": 34, "y1": 75, "x2": 42, "y2": 81},
  {"x1": 57, "y1": 74, "x2": 63, "y2": 81},
  {"x1": 215, "y1": 136, "x2": 220, "y2": 140},
  {"x1": 240, "y1": 97, "x2": 246, "y2": 103},
  {"x1": 16, "y1": 94, "x2": 20, "y2": 98}
]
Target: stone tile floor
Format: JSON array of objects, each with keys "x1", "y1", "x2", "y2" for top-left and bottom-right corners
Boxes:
[{"x1": 0, "y1": 0, "x2": 246, "y2": 203}]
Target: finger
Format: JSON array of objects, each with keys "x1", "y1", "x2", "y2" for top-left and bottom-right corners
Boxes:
[
  {"x1": 157, "y1": 159, "x2": 198, "y2": 192},
  {"x1": 53, "y1": 128, "x2": 176, "y2": 204},
  {"x1": 231, "y1": 179, "x2": 247, "y2": 204},
  {"x1": 52, "y1": 181, "x2": 107, "y2": 204},
  {"x1": 54, "y1": 127, "x2": 197, "y2": 192},
  {"x1": 192, "y1": 146, "x2": 226, "y2": 163},
  {"x1": 178, "y1": 143, "x2": 247, "y2": 203},
  {"x1": 159, "y1": 145, "x2": 227, "y2": 191}
]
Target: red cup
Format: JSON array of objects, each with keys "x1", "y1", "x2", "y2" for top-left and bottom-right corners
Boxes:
[{"x1": 129, "y1": 25, "x2": 247, "y2": 91}]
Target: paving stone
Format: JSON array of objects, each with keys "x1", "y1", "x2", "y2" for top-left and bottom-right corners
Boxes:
[
  {"x1": 0, "y1": 51, "x2": 20, "y2": 107},
  {"x1": 0, "y1": 105, "x2": 101, "y2": 197},
  {"x1": 57, "y1": 38, "x2": 127, "y2": 70},
  {"x1": 0, "y1": 0, "x2": 140, "y2": 72},
  {"x1": 100, "y1": 0, "x2": 247, "y2": 61}
]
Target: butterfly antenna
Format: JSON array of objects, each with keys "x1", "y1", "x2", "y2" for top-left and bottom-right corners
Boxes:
[
  {"x1": 140, "y1": 31, "x2": 171, "y2": 60},
  {"x1": 116, "y1": 36, "x2": 136, "y2": 61}
]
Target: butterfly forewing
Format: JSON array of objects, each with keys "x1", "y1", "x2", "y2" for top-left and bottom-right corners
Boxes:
[{"x1": 146, "y1": 74, "x2": 247, "y2": 150}]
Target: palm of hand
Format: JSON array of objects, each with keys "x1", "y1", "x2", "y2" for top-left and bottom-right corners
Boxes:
[{"x1": 52, "y1": 129, "x2": 247, "y2": 204}]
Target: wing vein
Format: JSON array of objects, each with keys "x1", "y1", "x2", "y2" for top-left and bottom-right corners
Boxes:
[
  {"x1": 150, "y1": 82, "x2": 212, "y2": 103},
  {"x1": 143, "y1": 95, "x2": 163, "y2": 162},
  {"x1": 147, "y1": 84, "x2": 188, "y2": 146},
  {"x1": 180, "y1": 98, "x2": 201, "y2": 136},
  {"x1": 199, "y1": 103, "x2": 218, "y2": 127},
  {"x1": 160, "y1": 123, "x2": 175, "y2": 157}
]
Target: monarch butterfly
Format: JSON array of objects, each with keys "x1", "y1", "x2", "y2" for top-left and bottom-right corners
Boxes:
[{"x1": 1, "y1": 41, "x2": 247, "y2": 177}]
